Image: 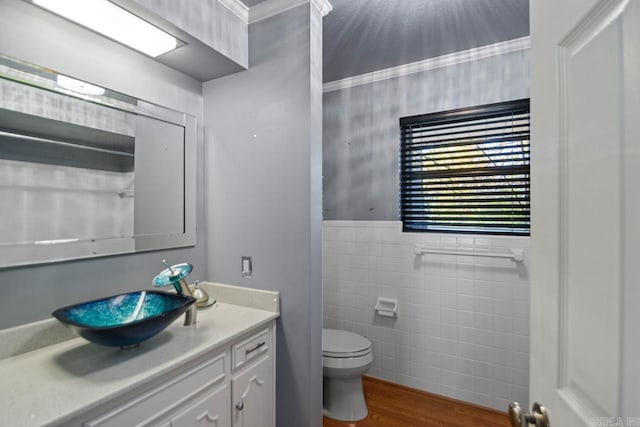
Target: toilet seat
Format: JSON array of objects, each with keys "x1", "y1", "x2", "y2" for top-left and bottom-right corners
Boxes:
[
  {"x1": 322, "y1": 329, "x2": 371, "y2": 358},
  {"x1": 323, "y1": 348, "x2": 371, "y2": 358}
]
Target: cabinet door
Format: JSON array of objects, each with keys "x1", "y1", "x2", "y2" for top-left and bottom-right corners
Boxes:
[
  {"x1": 231, "y1": 356, "x2": 273, "y2": 427},
  {"x1": 84, "y1": 354, "x2": 226, "y2": 427},
  {"x1": 157, "y1": 384, "x2": 229, "y2": 427}
]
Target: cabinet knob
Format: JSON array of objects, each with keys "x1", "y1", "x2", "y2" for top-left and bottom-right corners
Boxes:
[{"x1": 235, "y1": 402, "x2": 244, "y2": 411}]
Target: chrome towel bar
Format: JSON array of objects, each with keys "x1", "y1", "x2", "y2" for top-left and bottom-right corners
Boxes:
[{"x1": 414, "y1": 244, "x2": 525, "y2": 262}]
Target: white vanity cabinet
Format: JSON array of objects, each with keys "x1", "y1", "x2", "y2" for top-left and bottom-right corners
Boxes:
[
  {"x1": 74, "y1": 322, "x2": 275, "y2": 427},
  {"x1": 0, "y1": 283, "x2": 280, "y2": 427}
]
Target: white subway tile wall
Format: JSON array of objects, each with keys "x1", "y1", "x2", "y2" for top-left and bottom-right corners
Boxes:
[{"x1": 322, "y1": 221, "x2": 530, "y2": 411}]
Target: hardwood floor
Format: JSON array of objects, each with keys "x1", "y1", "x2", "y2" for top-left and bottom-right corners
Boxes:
[{"x1": 322, "y1": 376, "x2": 510, "y2": 427}]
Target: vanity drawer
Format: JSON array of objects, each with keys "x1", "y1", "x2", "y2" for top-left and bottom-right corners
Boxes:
[
  {"x1": 84, "y1": 352, "x2": 226, "y2": 427},
  {"x1": 232, "y1": 328, "x2": 270, "y2": 370}
]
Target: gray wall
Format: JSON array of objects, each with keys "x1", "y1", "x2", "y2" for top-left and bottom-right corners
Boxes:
[
  {"x1": 203, "y1": 4, "x2": 323, "y2": 427},
  {"x1": 0, "y1": 0, "x2": 207, "y2": 328},
  {"x1": 323, "y1": 49, "x2": 530, "y2": 220}
]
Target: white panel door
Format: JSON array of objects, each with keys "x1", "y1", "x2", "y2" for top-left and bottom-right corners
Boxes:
[{"x1": 529, "y1": 0, "x2": 640, "y2": 426}]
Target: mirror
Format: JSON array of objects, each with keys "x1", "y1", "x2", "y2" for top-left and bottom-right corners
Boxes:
[{"x1": 0, "y1": 54, "x2": 196, "y2": 268}]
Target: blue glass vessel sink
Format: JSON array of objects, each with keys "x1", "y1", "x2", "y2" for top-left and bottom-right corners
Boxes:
[{"x1": 52, "y1": 291, "x2": 196, "y2": 348}]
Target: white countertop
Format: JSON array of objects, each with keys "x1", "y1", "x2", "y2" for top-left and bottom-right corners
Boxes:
[{"x1": 0, "y1": 282, "x2": 279, "y2": 427}]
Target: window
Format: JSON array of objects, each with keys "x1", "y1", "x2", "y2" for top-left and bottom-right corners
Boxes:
[{"x1": 399, "y1": 99, "x2": 530, "y2": 235}]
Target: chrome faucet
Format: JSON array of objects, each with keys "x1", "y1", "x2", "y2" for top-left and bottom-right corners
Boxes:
[{"x1": 152, "y1": 260, "x2": 197, "y2": 326}]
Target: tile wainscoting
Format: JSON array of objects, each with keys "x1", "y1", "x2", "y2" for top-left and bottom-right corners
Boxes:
[{"x1": 322, "y1": 221, "x2": 529, "y2": 411}]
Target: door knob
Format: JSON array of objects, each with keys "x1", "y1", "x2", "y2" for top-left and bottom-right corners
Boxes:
[{"x1": 508, "y1": 402, "x2": 550, "y2": 427}]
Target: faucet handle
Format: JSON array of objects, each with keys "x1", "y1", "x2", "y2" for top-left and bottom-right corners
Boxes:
[{"x1": 162, "y1": 259, "x2": 177, "y2": 277}]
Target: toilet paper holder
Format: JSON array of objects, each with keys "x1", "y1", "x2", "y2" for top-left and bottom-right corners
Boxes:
[{"x1": 374, "y1": 297, "x2": 398, "y2": 318}]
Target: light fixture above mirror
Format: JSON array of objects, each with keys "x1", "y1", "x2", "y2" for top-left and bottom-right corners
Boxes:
[{"x1": 32, "y1": 0, "x2": 182, "y2": 57}]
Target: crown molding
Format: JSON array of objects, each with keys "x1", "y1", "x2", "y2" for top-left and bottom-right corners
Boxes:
[
  {"x1": 216, "y1": 0, "x2": 334, "y2": 28},
  {"x1": 218, "y1": 0, "x2": 250, "y2": 24},
  {"x1": 249, "y1": 0, "x2": 332, "y2": 24},
  {"x1": 323, "y1": 36, "x2": 530, "y2": 93},
  {"x1": 310, "y1": 0, "x2": 333, "y2": 16}
]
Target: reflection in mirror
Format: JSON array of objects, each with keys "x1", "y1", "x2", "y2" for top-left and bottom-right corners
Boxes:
[{"x1": 0, "y1": 54, "x2": 196, "y2": 268}]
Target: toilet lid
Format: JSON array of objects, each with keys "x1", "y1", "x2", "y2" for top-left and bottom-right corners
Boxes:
[{"x1": 322, "y1": 329, "x2": 371, "y2": 358}]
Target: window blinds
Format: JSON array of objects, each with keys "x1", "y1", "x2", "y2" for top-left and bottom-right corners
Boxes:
[{"x1": 399, "y1": 99, "x2": 530, "y2": 235}]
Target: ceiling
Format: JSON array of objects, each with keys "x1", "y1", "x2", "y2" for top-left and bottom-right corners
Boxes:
[{"x1": 239, "y1": 0, "x2": 529, "y2": 82}]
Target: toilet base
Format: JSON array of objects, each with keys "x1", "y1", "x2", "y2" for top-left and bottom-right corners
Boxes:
[{"x1": 322, "y1": 376, "x2": 368, "y2": 421}]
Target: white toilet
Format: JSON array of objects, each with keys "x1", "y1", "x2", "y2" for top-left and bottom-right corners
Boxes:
[{"x1": 322, "y1": 328, "x2": 373, "y2": 421}]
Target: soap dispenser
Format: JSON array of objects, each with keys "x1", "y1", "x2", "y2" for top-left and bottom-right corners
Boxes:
[{"x1": 190, "y1": 281, "x2": 214, "y2": 309}]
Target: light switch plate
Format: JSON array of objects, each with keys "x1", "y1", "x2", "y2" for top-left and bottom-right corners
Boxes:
[{"x1": 241, "y1": 256, "x2": 252, "y2": 278}]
